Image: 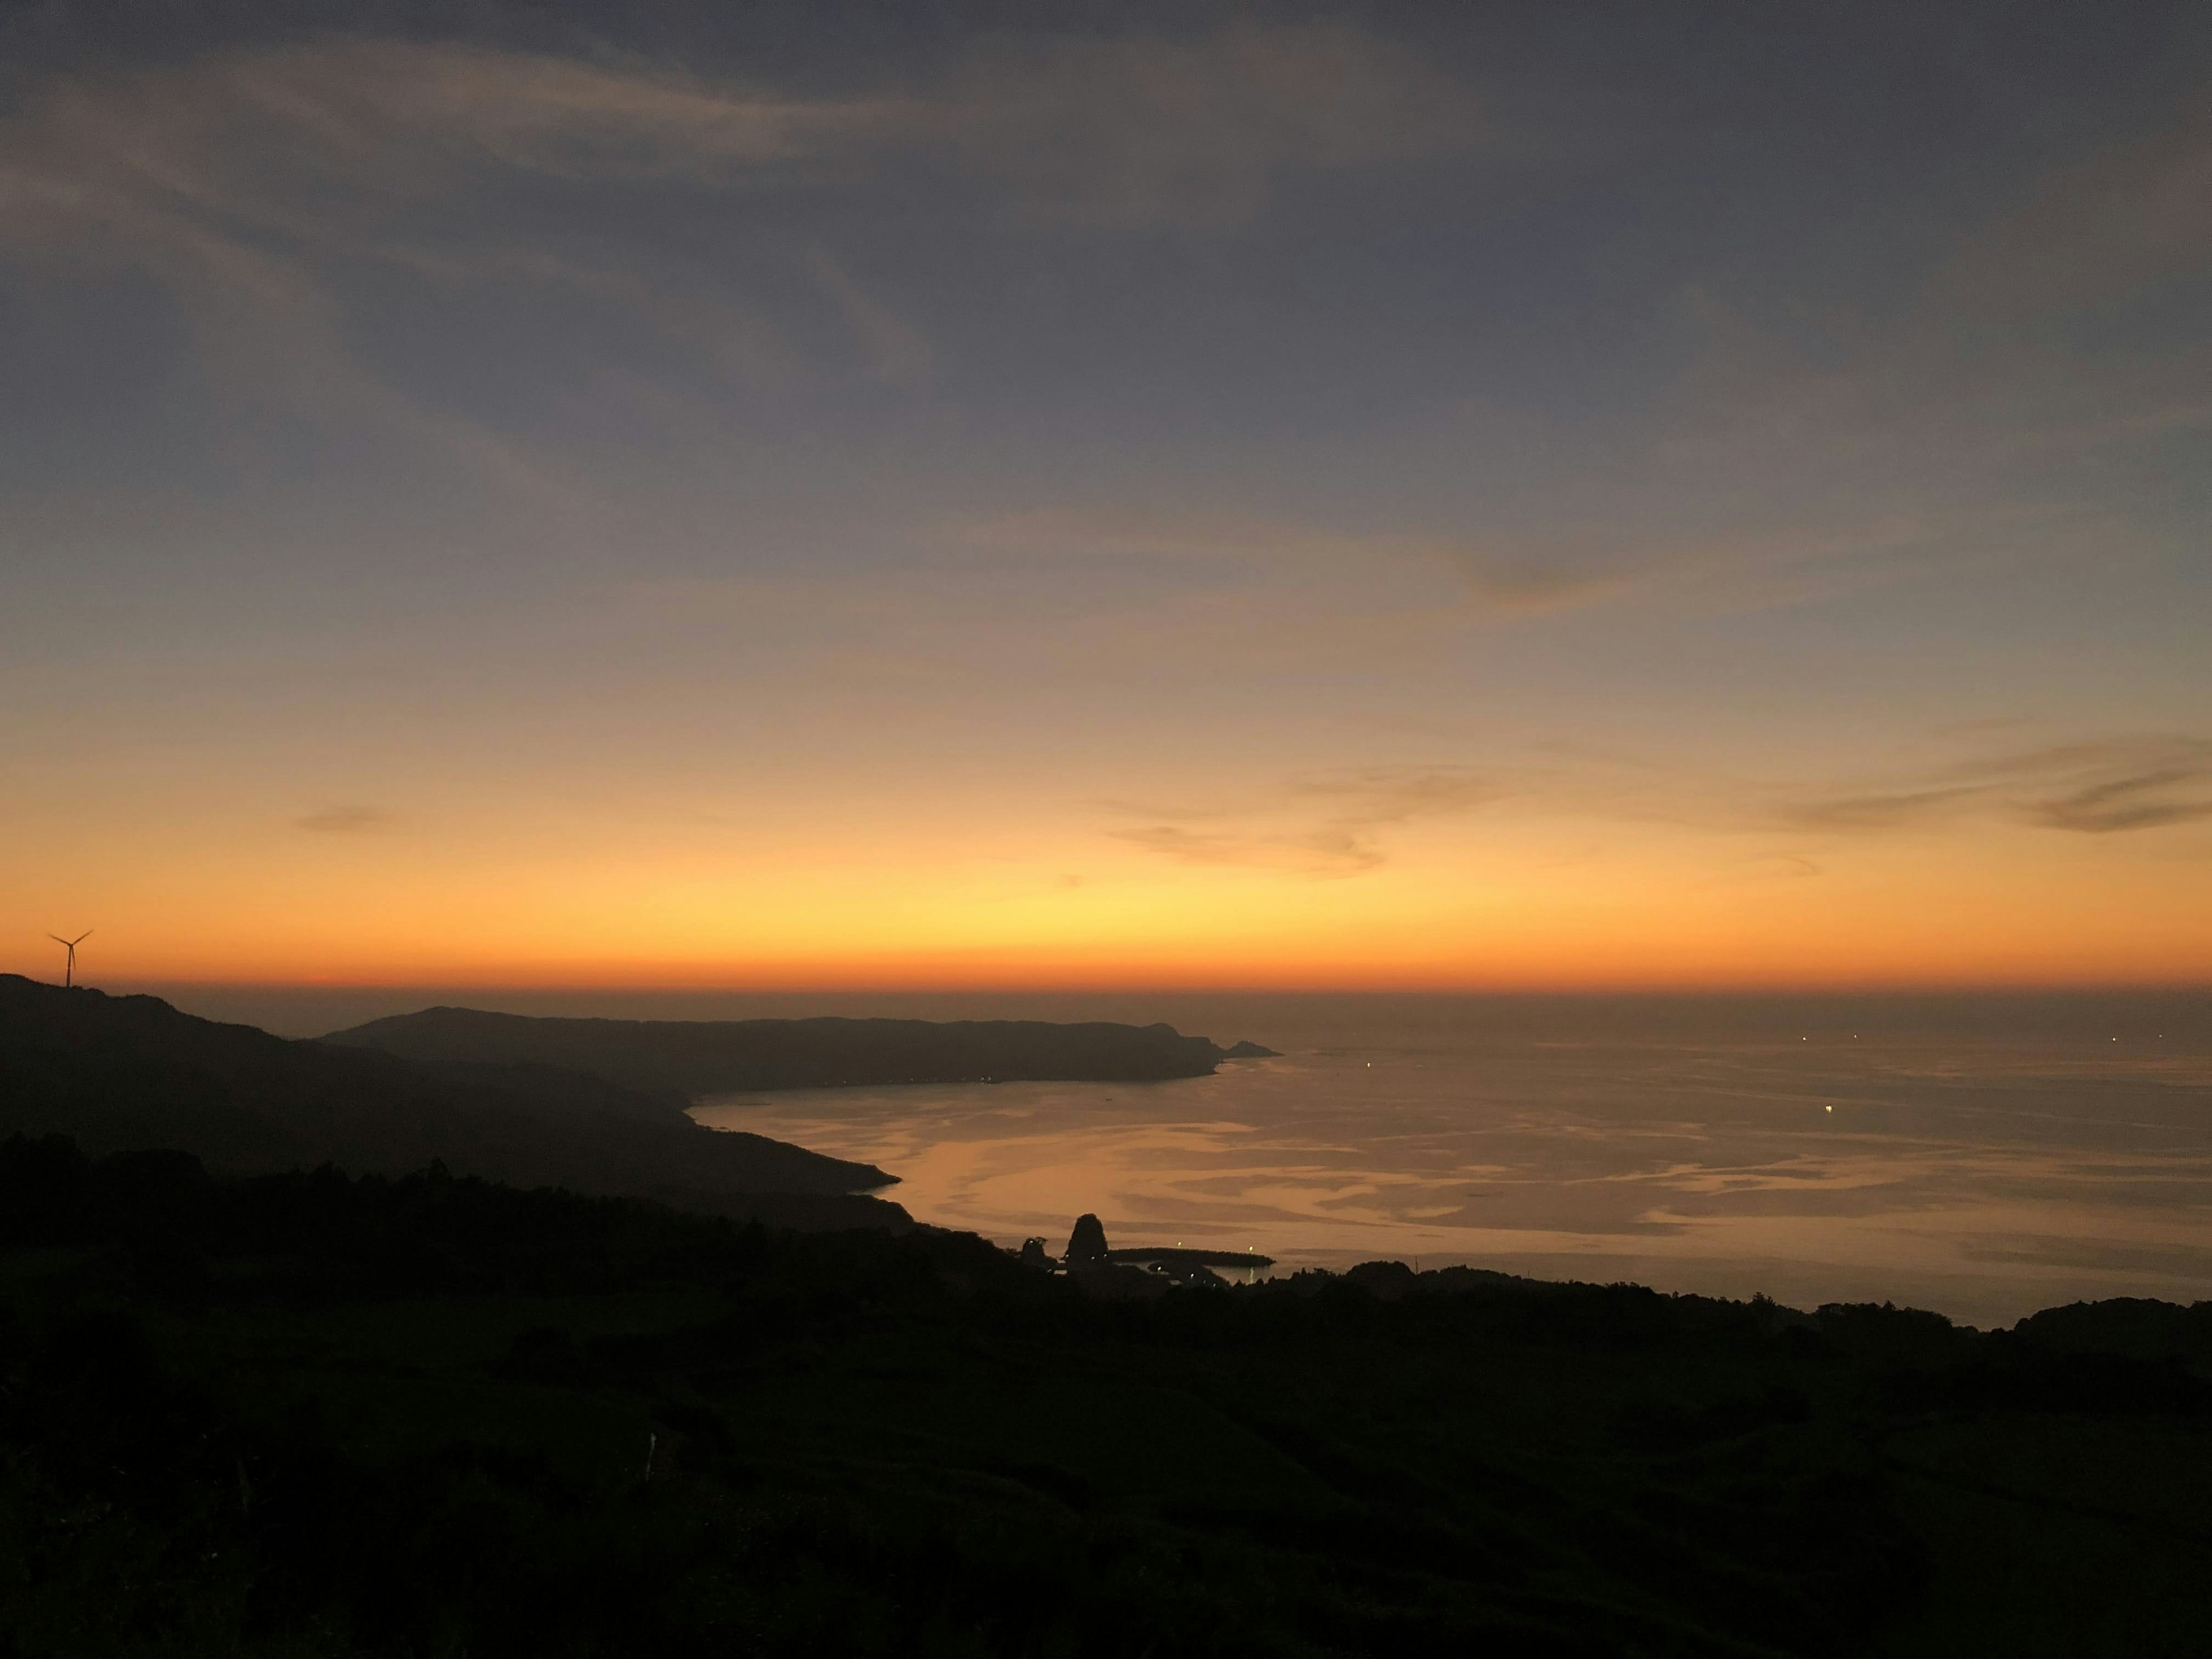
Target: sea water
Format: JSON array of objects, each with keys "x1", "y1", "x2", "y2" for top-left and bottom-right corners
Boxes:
[
  {"x1": 156, "y1": 983, "x2": 2212, "y2": 1328},
  {"x1": 689, "y1": 993, "x2": 2212, "y2": 1328}
]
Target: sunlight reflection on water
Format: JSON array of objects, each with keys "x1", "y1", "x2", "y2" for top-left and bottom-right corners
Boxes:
[{"x1": 692, "y1": 1013, "x2": 2212, "y2": 1327}]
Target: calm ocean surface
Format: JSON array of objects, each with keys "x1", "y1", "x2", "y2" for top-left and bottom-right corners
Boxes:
[
  {"x1": 685, "y1": 993, "x2": 2212, "y2": 1328},
  {"x1": 160, "y1": 984, "x2": 2212, "y2": 1329}
]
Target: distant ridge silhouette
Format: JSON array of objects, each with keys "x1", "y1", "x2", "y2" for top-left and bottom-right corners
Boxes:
[
  {"x1": 323, "y1": 1005, "x2": 1279, "y2": 1094},
  {"x1": 0, "y1": 975, "x2": 903, "y2": 1229}
]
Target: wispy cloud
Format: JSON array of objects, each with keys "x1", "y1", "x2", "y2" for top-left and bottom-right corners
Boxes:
[
  {"x1": 1109, "y1": 767, "x2": 1499, "y2": 876},
  {"x1": 1933, "y1": 100, "x2": 2212, "y2": 322},
  {"x1": 1441, "y1": 90, "x2": 2212, "y2": 630},
  {"x1": 0, "y1": 24, "x2": 1478, "y2": 267},
  {"x1": 942, "y1": 501, "x2": 1999, "y2": 630},
  {"x1": 2028, "y1": 768, "x2": 2212, "y2": 834},
  {"x1": 1778, "y1": 786, "x2": 1988, "y2": 834},
  {"x1": 802, "y1": 245, "x2": 933, "y2": 382},
  {"x1": 0, "y1": 24, "x2": 1482, "y2": 513},
  {"x1": 942, "y1": 507, "x2": 1648, "y2": 622},
  {"x1": 1111, "y1": 824, "x2": 1283, "y2": 868},
  {"x1": 0, "y1": 40, "x2": 907, "y2": 423},
  {"x1": 941, "y1": 22, "x2": 1483, "y2": 227},
  {"x1": 1775, "y1": 736, "x2": 2212, "y2": 839}
]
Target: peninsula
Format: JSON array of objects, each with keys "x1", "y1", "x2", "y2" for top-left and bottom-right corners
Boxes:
[{"x1": 323, "y1": 1005, "x2": 1278, "y2": 1094}]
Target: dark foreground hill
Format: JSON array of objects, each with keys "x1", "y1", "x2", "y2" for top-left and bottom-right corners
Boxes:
[
  {"x1": 323, "y1": 1004, "x2": 1278, "y2": 1094},
  {"x1": 0, "y1": 976, "x2": 901, "y2": 1229},
  {"x1": 3, "y1": 1136, "x2": 2209, "y2": 1658}
]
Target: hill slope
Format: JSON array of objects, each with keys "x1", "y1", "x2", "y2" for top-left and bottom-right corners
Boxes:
[
  {"x1": 323, "y1": 1005, "x2": 1275, "y2": 1094},
  {"x1": 6, "y1": 1138, "x2": 2210, "y2": 1656},
  {"x1": 0, "y1": 976, "x2": 903, "y2": 1228}
]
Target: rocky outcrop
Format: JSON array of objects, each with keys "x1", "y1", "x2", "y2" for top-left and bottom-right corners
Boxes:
[{"x1": 1065, "y1": 1212, "x2": 1110, "y2": 1265}]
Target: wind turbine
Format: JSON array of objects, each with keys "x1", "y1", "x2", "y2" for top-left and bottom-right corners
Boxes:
[{"x1": 48, "y1": 931, "x2": 91, "y2": 988}]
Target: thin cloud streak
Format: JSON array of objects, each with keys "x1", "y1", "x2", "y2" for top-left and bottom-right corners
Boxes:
[
  {"x1": 2030, "y1": 770, "x2": 2212, "y2": 834},
  {"x1": 1109, "y1": 767, "x2": 1501, "y2": 877},
  {"x1": 1774, "y1": 737, "x2": 2212, "y2": 839},
  {"x1": 1779, "y1": 787, "x2": 1991, "y2": 834},
  {"x1": 0, "y1": 25, "x2": 1480, "y2": 253}
]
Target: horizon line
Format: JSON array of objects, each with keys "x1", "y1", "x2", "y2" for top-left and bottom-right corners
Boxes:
[{"x1": 47, "y1": 974, "x2": 2212, "y2": 999}]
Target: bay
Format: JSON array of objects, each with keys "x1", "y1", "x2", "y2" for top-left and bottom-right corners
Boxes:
[{"x1": 693, "y1": 993, "x2": 2212, "y2": 1328}]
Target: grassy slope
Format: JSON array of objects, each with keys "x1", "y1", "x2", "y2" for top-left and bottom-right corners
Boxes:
[{"x1": 3, "y1": 1138, "x2": 2209, "y2": 1657}]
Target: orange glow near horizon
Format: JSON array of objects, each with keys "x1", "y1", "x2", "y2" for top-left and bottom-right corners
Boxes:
[{"x1": 10, "y1": 792, "x2": 2210, "y2": 993}]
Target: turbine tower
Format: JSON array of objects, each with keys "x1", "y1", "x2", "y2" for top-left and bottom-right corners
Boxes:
[{"x1": 48, "y1": 930, "x2": 91, "y2": 988}]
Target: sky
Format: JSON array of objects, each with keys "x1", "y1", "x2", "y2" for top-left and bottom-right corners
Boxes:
[{"x1": 2, "y1": 1, "x2": 2209, "y2": 992}]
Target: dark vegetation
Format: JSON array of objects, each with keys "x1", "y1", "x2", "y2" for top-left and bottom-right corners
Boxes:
[
  {"x1": 5, "y1": 1137, "x2": 2211, "y2": 1656},
  {"x1": 324, "y1": 1005, "x2": 1279, "y2": 1093},
  {"x1": 0, "y1": 977, "x2": 902, "y2": 1229}
]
